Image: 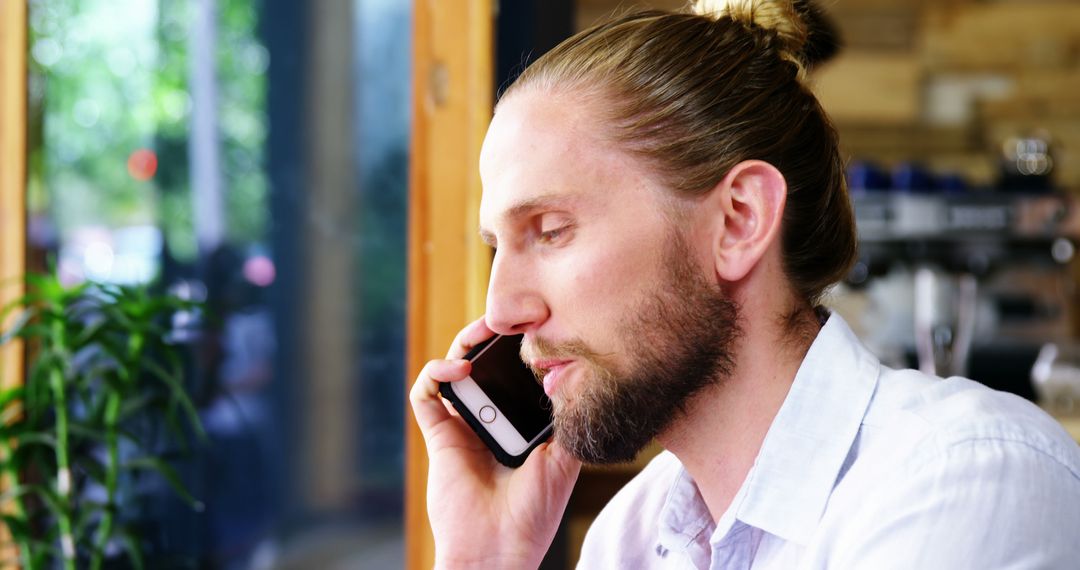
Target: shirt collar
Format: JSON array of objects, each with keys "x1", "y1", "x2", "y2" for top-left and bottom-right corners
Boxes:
[
  {"x1": 655, "y1": 313, "x2": 881, "y2": 552},
  {"x1": 732, "y1": 311, "x2": 880, "y2": 545},
  {"x1": 657, "y1": 467, "x2": 715, "y2": 553}
]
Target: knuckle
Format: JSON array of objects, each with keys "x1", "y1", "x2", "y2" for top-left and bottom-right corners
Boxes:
[
  {"x1": 409, "y1": 361, "x2": 440, "y2": 402},
  {"x1": 408, "y1": 381, "x2": 425, "y2": 404}
]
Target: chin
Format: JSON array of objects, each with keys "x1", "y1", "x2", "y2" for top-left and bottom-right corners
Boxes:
[{"x1": 553, "y1": 399, "x2": 664, "y2": 464}]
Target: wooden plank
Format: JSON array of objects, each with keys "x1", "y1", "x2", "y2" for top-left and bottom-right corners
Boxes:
[
  {"x1": 1014, "y1": 70, "x2": 1080, "y2": 102},
  {"x1": 922, "y1": 3, "x2": 1080, "y2": 70},
  {"x1": 405, "y1": 0, "x2": 493, "y2": 568},
  {"x1": 812, "y1": 53, "x2": 922, "y2": 124},
  {"x1": 825, "y1": 0, "x2": 923, "y2": 53},
  {"x1": 836, "y1": 124, "x2": 979, "y2": 157},
  {"x1": 981, "y1": 95, "x2": 1080, "y2": 121}
]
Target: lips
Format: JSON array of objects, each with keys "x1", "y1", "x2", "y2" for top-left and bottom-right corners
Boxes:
[{"x1": 531, "y1": 358, "x2": 573, "y2": 396}]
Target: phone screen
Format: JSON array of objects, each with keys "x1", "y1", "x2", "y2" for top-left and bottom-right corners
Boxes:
[{"x1": 470, "y1": 335, "x2": 553, "y2": 440}]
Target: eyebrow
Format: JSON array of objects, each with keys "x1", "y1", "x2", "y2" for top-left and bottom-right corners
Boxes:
[{"x1": 478, "y1": 194, "x2": 574, "y2": 247}]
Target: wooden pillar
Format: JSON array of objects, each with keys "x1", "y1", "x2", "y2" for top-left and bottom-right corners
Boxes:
[
  {"x1": 0, "y1": 0, "x2": 27, "y2": 566},
  {"x1": 0, "y1": 0, "x2": 27, "y2": 389},
  {"x1": 405, "y1": 0, "x2": 493, "y2": 567}
]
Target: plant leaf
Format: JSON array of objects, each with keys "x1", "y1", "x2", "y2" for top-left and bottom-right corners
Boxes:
[
  {"x1": 0, "y1": 485, "x2": 34, "y2": 507},
  {"x1": 118, "y1": 526, "x2": 145, "y2": 570},
  {"x1": 11, "y1": 432, "x2": 58, "y2": 451},
  {"x1": 122, "y1": 457, "x2": 203, "y2": 511},
  {"x1": 0, "y1": 386, "x2": 24, "y2": 408},
  {"x1": 0, "y1": 513, "x2": 29, "y2": 535},
  {"x1": 144, "y1": 360, "x2": 206, "y2": 441},
  {"x1": 0, "y1": 309, "x2": 33, "y2": 347}
]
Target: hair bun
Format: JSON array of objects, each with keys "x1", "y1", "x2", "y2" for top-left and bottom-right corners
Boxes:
[{"x1": 693, "y1": 0, "x2": 840, "y2": 71}]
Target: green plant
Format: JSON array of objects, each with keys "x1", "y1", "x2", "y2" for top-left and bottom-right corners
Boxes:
[{"x1": 0, "y1": 273, "x2": 205, "y2": 570}]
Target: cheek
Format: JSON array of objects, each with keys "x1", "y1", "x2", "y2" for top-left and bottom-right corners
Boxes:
[{"x1": 551, "y1": 239, "x2": 662, "y2": 329}]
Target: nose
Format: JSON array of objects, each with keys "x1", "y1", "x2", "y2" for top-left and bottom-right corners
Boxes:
[{"x1": 485, "y1": 250, "x2": 549, "y2": 335}]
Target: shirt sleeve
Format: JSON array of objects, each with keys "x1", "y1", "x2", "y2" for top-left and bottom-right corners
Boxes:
[{"x1": 830, "y1": 437, "x2": 1080, "y2": 569}]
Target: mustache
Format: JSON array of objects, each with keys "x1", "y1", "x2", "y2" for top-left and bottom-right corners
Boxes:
[{"x1": 520, "y1": 336, "x2": 607, "y2": 375}]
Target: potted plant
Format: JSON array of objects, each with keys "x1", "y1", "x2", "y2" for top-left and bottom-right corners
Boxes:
[{"x1": 0, "y1": 272, "x2": 205, "y2": 569}]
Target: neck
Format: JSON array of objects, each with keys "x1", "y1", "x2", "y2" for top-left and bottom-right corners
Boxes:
[{"x1": 657, "y1": 296, "x2": 819, "y2": 523}]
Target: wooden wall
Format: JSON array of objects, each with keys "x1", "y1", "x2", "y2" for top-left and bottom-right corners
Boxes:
[{"x1": 813, "y1": 0, "x2": 1080, "y2": 190}]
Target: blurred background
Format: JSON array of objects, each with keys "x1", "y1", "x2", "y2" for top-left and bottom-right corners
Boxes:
[
  {"x1": 2, "y1": 0, "x2": 1080, "y2": 568},
  {"x1": 8, "y1": 0, "x2": 410, "y2": 567}
]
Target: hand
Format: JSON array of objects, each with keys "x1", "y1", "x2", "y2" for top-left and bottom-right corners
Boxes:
[{"x1": 410, "y1": 316, "x2": 582, "y2": 569}]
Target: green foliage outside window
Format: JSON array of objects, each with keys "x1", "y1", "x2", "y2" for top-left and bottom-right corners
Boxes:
[
  {"x1": 29, "y1": 0, "x2": 268, "y2": 263},
  {"x1": 0, "y1": 273, "x2": 205, "y2": 569}
]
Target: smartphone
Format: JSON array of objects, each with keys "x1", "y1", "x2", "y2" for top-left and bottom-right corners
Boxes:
[{"x1": 440, "y1": 334, "x2": 554, "y2": 467}]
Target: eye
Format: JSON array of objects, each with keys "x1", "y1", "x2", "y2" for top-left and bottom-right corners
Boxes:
[
  {"x1": 537, "y1": 223, "x2": 574, "y2": 246},
  {"x1": 534, "y1": 213, "x2": 575, "y2": 246},
  {"x1": 539, "y1": 227, "x2": 565, "y2": 243}
]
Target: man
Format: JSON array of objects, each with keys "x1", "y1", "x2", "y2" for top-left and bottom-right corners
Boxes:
[{"x1": 411, "y1": 2, "x2": 1080, "y2": 568}]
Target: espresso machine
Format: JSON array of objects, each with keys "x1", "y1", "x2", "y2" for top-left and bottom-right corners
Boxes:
[{"x1": 836, "y1": 133, "x2": 1080, "y2": 406}]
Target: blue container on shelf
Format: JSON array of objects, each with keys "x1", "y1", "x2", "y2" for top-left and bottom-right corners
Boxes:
[
  {"x1": 847, "y1": 161, "x2": 891, "y2": 194},
  {"x1": 936, "y1": 173, "x2": 970, "y2": 195},
  {"x1": 892, "y1": 162, "x2": 938, "y2": 194}
]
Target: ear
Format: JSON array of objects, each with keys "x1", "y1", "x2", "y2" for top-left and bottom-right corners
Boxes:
[{"x1": 706, "y1": 160, "x2": 787, "y2": 282}]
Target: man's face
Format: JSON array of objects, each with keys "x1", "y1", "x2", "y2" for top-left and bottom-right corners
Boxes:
[{"x1": 478, "y1": 89, "x2": 740, "y2": 463}]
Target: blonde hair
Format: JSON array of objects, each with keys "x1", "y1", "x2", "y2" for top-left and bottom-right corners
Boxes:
[
  {"x1": 693, "y1": 0, "x2": 809, "y2": 80},
  {"x1": 501, "y1": 3, "x2": 855, "y2": 306}
]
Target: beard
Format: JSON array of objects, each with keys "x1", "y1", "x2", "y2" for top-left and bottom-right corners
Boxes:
[{"x1": 524, "y1": 230, "x2": 741, "y2": 464}]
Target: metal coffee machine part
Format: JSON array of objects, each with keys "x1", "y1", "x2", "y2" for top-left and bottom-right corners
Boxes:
[
  {"x1": 913, "y1": 268, "x2": 977, "y2": 377},
  {"x1": 1031, "y1": 342, "x2": 1080, "y2": 415},
  {"x1": 843, "y1": 155, "x2": 1080, "y2": 398}
]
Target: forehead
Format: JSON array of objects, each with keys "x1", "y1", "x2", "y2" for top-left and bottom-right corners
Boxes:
[{"x1": 478, "y1": 89, "x2": 661, "y2": 229}]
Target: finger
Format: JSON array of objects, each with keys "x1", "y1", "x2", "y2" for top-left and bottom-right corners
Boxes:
[
  {"x1": 517, "y1": 441, "x2": 582, "y2": 513},
  {"x1": 446, "y1": 316, "x2": 496, "y2": 360},
  {"x1": 540, "y1": 443, "x2": 582, "y2": 498},
  {"x1": 544, "y1": 440, "x2": 583, "y2": 478},
  {"x1": 442, "y1": 398, "x2": 460, "y2": 418},
  {"x1": 410, "y1": 358, "x2": 471, "y2": 435}
]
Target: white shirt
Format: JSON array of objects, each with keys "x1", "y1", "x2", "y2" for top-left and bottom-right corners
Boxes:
[{"x1": 578, "y1": 314, "x2": 1080, "y2": 569}]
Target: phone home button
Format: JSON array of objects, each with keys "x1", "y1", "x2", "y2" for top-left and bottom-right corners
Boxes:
[{"x1": 479, "y1": 405, "x2": 497, "y2": 423}]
